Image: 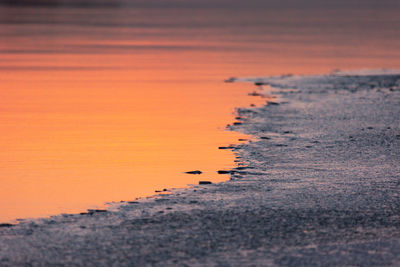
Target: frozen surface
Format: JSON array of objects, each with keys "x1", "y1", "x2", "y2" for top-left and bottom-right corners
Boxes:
[{"x1": 1, "y1": 73, "x2": 400, "y2": 266}]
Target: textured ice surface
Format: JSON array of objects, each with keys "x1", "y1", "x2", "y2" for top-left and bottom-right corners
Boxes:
[{"x1": 1, "y1": 73, "x2": 400, "y2": 266}]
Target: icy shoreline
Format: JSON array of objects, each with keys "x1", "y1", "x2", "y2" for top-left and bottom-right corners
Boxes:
[{"x1": 1, "y1": 72, "x2": 400, "y2": 266}]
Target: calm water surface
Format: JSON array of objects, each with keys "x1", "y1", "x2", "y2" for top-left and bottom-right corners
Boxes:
[{"x1": 1, "y1": 2, "x2": 399, "y2": 222}]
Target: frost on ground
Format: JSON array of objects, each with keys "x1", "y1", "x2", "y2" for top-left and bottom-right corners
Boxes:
[{"x1": 1, "y1": 73, "x2": 400, "y2": 266}]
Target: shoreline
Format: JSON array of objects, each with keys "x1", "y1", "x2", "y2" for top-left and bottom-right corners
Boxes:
[
  {"x1": 1, "y1": 71, "x2": 400, "y2": 266},
  {"x1": 0, "y1": 80, "x2": 262, "y2": 224}
]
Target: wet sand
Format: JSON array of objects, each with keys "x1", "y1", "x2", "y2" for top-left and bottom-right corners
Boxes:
[{"x1": 1, "y1": 72, "x2": 400, "y2": 266}]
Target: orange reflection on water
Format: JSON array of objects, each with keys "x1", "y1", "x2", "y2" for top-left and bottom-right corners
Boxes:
[{"x1": 0, "y1": 62, "x2": 267, "y2": 222}]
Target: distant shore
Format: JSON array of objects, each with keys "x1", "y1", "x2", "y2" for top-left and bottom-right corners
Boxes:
[{"x1": 1, "y1": 72, "x2": 400, "y2": 266}]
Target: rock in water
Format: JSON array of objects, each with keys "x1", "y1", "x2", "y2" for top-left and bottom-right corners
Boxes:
[{"x1": 185, "y1": 170, "x2": 202, "y2": 175}]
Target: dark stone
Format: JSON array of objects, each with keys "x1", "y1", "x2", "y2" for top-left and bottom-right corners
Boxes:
[
  {"x1": 218, "y1": 170, "x2": 231, "y2": 174},
  {"x1": 233, "y1": 122, "x2": 242, "y2": 125},
  {"x1": 254, "y1": 82, "x2": 266, "y2": 86},
  {"x1": 0, "y1": 223, "x2": 14, "y2": 227},
  {"x1": 95, "y1": 209, "x2": 107, "y2": 213},
  {"x1": 260, "y1": 137, "x2": 271, "y2": 140},
  {"x1": 267, "y1": 101, "x2": 280, "y2": 105},
  {"x1": 88, "y1": 209, "x2": 107, "y2": 213},
  {"x1": 199, "y1": 181, "x2": 212, "y2": 185},
  {"x1": 128, "y1": 201, "x2": 139, "y2": 204},
  {"x1": 185, "y1": 170, "x2": 202, "y2": 175},
  {"x1": 218, "y1": 146, "x2": 235, "y2": 149},
  {"x1": 238, "y1": 139, "x2": 248, "y2": 141}
]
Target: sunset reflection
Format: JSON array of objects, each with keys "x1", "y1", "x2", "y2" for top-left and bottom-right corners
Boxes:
[
  {"x1": 1, "y1": 66, "x2": 268, "y2": 221},
  {"x1": 1, "y1": 3, "x2": 399, "y2": 222}
]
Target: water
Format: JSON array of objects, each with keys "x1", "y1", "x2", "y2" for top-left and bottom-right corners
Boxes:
[{"x1": 0, "y1": 1, "x2": 399, "y2": 222}]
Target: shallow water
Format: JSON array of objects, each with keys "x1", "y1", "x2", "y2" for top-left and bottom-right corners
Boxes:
[{"x1": 0, "y1": 2, "x2": 399, "y2": 222}]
